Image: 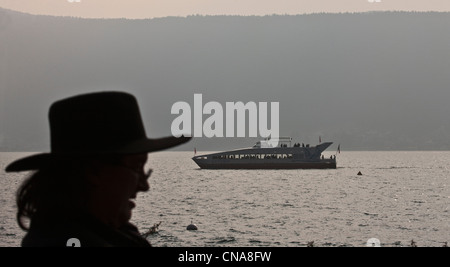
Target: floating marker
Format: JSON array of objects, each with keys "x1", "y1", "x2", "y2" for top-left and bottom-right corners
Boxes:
[
  {"x1": 187, "y1": 221, "x2": 198, "y2": 231},
  {"x1": 357, "y1": 171, "x2": 362, "y2": 176}
]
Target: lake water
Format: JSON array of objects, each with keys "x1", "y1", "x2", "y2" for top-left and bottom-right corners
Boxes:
[{"x1": 0, "y1": 151, "x2": 448, "y2": 247}]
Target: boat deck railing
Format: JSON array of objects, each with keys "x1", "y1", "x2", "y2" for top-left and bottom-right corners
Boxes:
[{"x1": 194, "y1": 154, "x2": 337, "y2": 162}]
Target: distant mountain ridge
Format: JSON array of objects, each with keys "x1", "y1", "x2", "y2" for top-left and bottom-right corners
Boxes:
[{"x1": 1, "y1": 8, "x2": 449, "y2": 151}]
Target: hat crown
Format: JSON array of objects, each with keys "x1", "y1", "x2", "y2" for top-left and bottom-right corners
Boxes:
[
  {"x1": 5, "y1": 91, "x2": 191, "y2": 172},
  {"x1": 49, "y1": 92, "x2": 146, "y2": 154}
]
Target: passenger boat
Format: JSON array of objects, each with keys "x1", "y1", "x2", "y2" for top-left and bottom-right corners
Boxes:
[{"x1": 192, "y1": 137, "x2": 337, "y2": 169}]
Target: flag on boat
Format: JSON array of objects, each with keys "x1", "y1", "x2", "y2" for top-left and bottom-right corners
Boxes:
[
  {"x1": 337, "y1": 144, "x2": 341, "y2": 154},
  {"x1": 319, "y1": 136, "x2": 322, "y2": 144},
  {"x1": 194, "y1": 147, "x2": 197, "y2": 155}
]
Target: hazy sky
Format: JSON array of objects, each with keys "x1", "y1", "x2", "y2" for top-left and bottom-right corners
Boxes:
[{"x1": 0, "y1": 0, "x2": 449, "y2": 18}]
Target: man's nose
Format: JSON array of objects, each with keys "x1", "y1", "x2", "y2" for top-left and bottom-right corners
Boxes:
[{"x1": 138, "y1": 178, "x2": 150, "y2": 192}]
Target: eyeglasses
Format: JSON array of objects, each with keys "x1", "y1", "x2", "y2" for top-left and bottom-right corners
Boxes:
[{"x1": 117, "y1": 164, "x2": 153, "y2": 181}]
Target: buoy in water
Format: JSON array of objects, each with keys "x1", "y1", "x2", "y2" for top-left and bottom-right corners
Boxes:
[
  {"x1": 187, "y1": 221, "x2": 198, "y2": 231},
  {"x1": 357, "y1": 171, "x2": 363, "y2": 176}
]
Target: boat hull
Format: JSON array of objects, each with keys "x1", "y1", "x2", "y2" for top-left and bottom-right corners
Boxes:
[{"x1": 193, "y1": 159, "x2": 336, "y2": 169}]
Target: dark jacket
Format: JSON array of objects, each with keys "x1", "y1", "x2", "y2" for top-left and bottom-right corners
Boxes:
[{"x1": 21, "y1": 215, "x2": 151, "y2": 247}]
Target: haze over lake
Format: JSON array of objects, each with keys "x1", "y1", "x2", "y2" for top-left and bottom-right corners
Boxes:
[{"x1": 1, "y1": 9, "x2": 449, "y2": 151}]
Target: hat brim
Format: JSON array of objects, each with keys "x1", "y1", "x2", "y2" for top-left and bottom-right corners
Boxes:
[{"x1": 5, "y1": 136, "x2": 191, "y2": 172}]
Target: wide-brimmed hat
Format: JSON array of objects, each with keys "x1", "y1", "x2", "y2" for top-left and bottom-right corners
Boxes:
[{"x1": 5, "y1": 91, "x2": 191, "y2": 172}]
